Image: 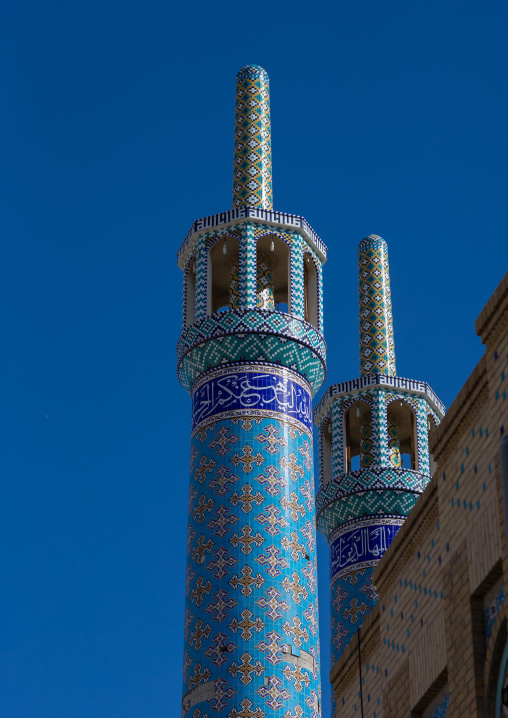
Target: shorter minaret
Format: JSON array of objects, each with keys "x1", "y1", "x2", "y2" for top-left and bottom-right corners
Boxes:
[{"x1": 314, "y1": 235, "x2": 445, "y2": 705}]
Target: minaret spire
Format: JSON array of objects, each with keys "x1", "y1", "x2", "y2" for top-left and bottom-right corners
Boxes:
[
  {"x1": 358, "y1": 234, "x2": 396, "y2": 376},
  {"x1": 232, "y1": 65, "x2": 273, "y2": 210}
]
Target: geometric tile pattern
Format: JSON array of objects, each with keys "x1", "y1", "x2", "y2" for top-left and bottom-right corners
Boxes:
[
  {"x1": 182, "y1": 364, "x2": 321, "y2": 717},
  {"x1": 256, "y1": 253, "x2": 275, "y2": 310},
  {"x1": 177, "y1": 309, "x2": 326, "y2": 395},
  {"x1": 387, "y1": 412, "x2": 401, "y2": 468},
  {"x1": 180, "y1": 219, "x2": 324, "y2": 337},
  {"x1": 358, "y1": 235, "x2": 396, "y2": 376},
  {"x1": 233, "y1": 66, "x2": 272, "y2": 210}
]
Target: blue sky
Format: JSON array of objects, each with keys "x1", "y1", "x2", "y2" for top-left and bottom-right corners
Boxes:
[{"x1": 1, "y1": 0, "x2": 507, "y2": 716}]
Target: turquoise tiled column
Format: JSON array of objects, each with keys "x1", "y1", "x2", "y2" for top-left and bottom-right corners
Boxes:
[
  {"x1": 315, "y1": 234, "x2": 444, "y2": 669},
  {"x1": 177, "y1": 65, "x2": 328, "y2": 718}
]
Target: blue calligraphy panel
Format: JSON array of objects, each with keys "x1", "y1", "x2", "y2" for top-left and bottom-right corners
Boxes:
[
  {"x1": 330, "y1": 522, "x2": 401, "y2": 578},
  {"x1": 191, "y1": 370, "x2": 312, "y2": 431}
]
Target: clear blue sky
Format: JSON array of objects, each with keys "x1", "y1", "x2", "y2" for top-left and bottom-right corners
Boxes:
[{"x1": 1, "y1": 1, "x2": 507, "y2": 716}]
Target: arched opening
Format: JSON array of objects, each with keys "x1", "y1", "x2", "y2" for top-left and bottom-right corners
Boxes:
[
  {"x1": 322, "y1": 417, "x2": 332, "y2": 486},
  {"x1": 386, "y1": 399, "x2": 417, "y2": 470},
  {"x1": 303, "y1": 252, "x2": 318, "y2": 329},
  {"x1": 257, "y1": 234, "x2": 290, "y2": 313},
  {"x1": 345, "y1": 401, "x2": 372, "y2": 473},
  {"x1": 427, "y1": 413, "x2": 438, "y2": 476},
  {"x1": 185, "y1": 257, "x2": 196, "y2": 328},
  {"x1": 209, "y1": 235, "x2": 240, "y2": 314}
]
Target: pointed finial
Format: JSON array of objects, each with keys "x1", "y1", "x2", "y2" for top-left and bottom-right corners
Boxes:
[
  {"x1": 358, "y1": 234, "x2": 396, "y2": 376},
  {"x1": 232, "y1": 65, "x2": 273, "y2": 210}
]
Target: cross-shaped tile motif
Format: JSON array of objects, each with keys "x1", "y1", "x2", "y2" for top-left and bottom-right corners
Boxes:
[
  {"x1": 209, "y1": 465, "x2": 237, "y2": 496},
  {"x1": 189, "y1": 619, "x2": 212, "y2": 650},
  {"x1": 211, "y1": 677, "x2": 235, "y2": 712},
  {"x1": 184, "y1": 607, "x2": 194, "y2": 640},
  {"x1": 298, "y1": 440, "x2": 312, "y2": 469},
  {"x1": 302, "y1": 561, "x2": 317, "y2": 593},
  {"x1": 209, "y1": 426, "x2": 239, "y2": 456},
  {"x1": 192, "y1": 494, "x2": 215, "y2": 524},
  {"x1": 230, "y1": 525, "x2": 264, "y2": 554},
  {"x1": 280, "y1": 531, "x2": 306, "y2": 561},
  {"x1": 190, "y1": 576, "x2": 213, "y2": 607},
  {"x1": 205, "y1": 589, "x2": 238, "y2": 622},
  {"x1": 208, "y1": 505, "x2": 238, "y2": 537},
  {"x1": 279, "y1": 452, "x2": 305, "y2": 481},
  {"x1": 255, "y1": 424, "x2": 286, "y2": 454},
  {"x1": 360, "y1": 576, "x2": 379, "y2": 602},
  {"x1": 229, "y1": 608, "x2": 264, "y2": 640},
  {"x1": 228, "y1": 652, "x2": 264, "y2": 685},
  {"x1": 207, "y1": 547, "x2": 237, "y2": 579},
  {"x1": 191, "y1": 534, "x2": 214, "y2": 563},
  {"x1": 282, "y1": 572, "x2": 308, "y2": 604},
  {"x1": 230, "y1": 484, "x2": 264, "y2": 513},
  {"x1": 204, "y1": 631, "x2": 236, "y2": 666},
  {"x1": 299, "y1": 480, "x2": 313, "y2": 511},
  {"x1": 195, "y1": 423, "x2": 213, "y2": 443},
  {"x1": 231, "y1": 445, "x2": 265, "y2": 474},
  {"x1": 256, "y1": 505, "x2": 288, "y2": 536},
  {"x1": 182, "y1": 651, "x2": 192, "y2": 684},
  {"x1": 189, "y1": 445, "x2": 199, "y2": 472},
  {"x1": 256, "y1": 587, "x2": 289, "y2": 620},
  {"x1": 255, "y1": 465, "x2": 287, "y2": 496},
  {"x1": 280, "y1": 492, "x2": 305, "y2": 521},
  {"x1": 303, "y1": 602, "x2": 318, "y2": 636},
  {"x1": 187, "y1": 661, "x2": 211, "y2": 689},
  {"x1": 256, "y1": 630, "x2": 284, "y2": 665},
  {"x1": 185, "y1": 567, "x2": 195, "y2": 596},
  {"x1": 332, "y1": 621, "x2": 348, "y2": 651},
  {"x1": 282, "y1": 616, "x2": 309, "y2": 648},
  {"x1": 282, "y1": 664, "x2": 310, "y2": 692},
  {"x1": 194, "y1": 456, "x2": 217, "y2": 483},
  {"x1": 231, "y1": 416, "x2": 262, "y2": 431},
  {"x1": 229, "y1": 697, "x2": 265, "y2": 718},
  {"x1": 255, "y1": 675, "x2": 290, "y2": 710},
  {"x1": 256, "y1": 545, "x2": 289, "y2": 578},
  {"x1": 305, "y1": 690, "x2": 320, "y2": 718},
  {"x1": 229, "y1": 565, "x2": 264, "y2": 597},
  {"x1": 301, "y1": 520, "x2": 315, "y2": 552},
  {"x1": 343, "y1": 597, "x2": 368, "y2": 624}
]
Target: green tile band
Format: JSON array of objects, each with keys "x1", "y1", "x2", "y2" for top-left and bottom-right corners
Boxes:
[{"x1": 232, "y1": 65, "x2": 273, "y2": 210}]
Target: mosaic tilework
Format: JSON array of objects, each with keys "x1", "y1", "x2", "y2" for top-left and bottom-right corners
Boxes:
[
  {"x1": 182, "y1": 364, "x2": 321, "y2": 717},
  {"x1": 387, "y1": 412, "x2": 401, "y2": 468},
  {"x1": 233, "y1": 66, "x2": 272, "y2": 210},
  {"x1": 180, "y1": 221, "x2": 324, "y2": 335},
  {"x1": 316, "y1": 476, "x2": 422, "y2": 542},
  {"x1": 256, "y1": 253, "x2": 275, "y2": 310},
  {"x1": 483, "y1": 581, "x2": 505, "y2": 649},
  {"x1": 177, "y1": 309, "x2": 326, "y2": 395},
  {"x1": 360, "y1": 416, "x2": 374, "y2": 469},
  {"x1": 328, "y1": 515, "x2": 404, "y2": 662},
  {"x1": 358, "y1": 235, "x2": 396, "y2": 377}
]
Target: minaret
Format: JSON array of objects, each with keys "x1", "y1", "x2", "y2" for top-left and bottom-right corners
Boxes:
[
  {"x1": 314, "y1": 235, "x2": 445, "y2": 711},
  {"x1": 177, "y1": 66, "x2": 327, "y2": 718}
]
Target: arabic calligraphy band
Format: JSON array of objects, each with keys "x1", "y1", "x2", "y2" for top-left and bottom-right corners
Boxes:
[{"x1": 191, "y1": 364, "x2": 313, "y2": 432}]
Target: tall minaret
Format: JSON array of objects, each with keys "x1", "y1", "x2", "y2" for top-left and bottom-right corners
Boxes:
[
  {"x1": 177, "y1": 66, "x2": 327, "y2": 718},
  {"x1": 314, "y1": 235, "x2": 445, "y2": 713}
]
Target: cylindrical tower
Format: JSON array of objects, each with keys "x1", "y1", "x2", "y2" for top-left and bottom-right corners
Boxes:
[
  {"x1": 177, "y1": 66, "x2": 327, "y2": 718},
  {"x1": 314, "y1": 235, "x2": 445, "y2": 715}
]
